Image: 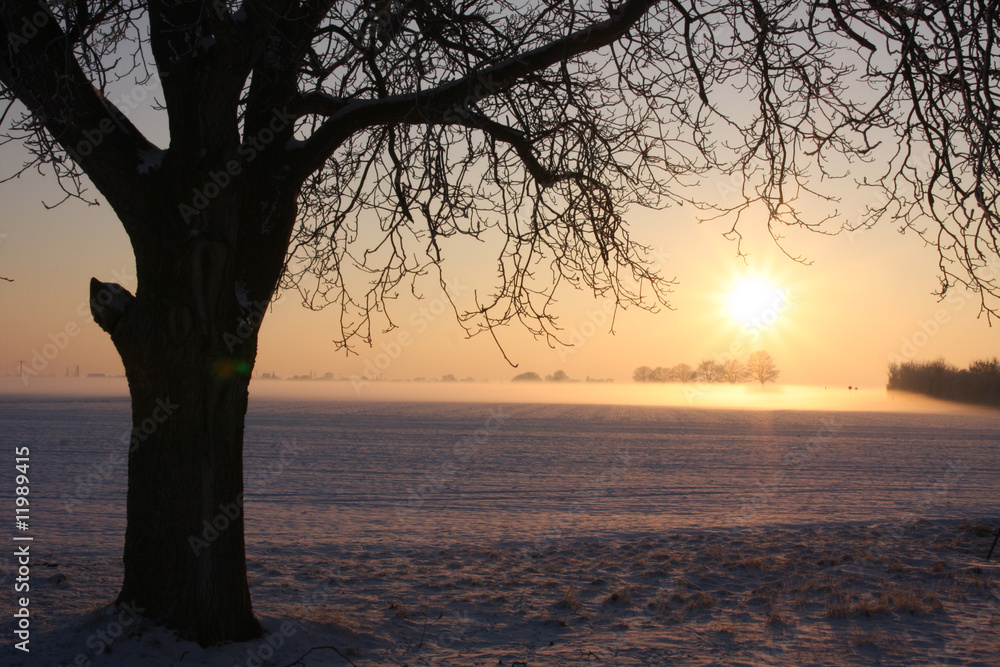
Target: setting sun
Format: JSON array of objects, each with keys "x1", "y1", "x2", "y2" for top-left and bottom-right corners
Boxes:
[{"x1": 726, "y1": 275, "x2": 788, "y2": 330}]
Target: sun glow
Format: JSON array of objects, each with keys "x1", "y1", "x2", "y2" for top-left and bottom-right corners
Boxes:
[{"x1": 726, "y1": 275, "x2": 789, "y2": 330}]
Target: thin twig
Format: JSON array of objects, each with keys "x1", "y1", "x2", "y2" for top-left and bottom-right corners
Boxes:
[
  {"x1": 280, "y1": 644, "x2": 358, "y2": 666},
  {"x1": 416, "y1": 611, "x2": 428, "y2": 650}
]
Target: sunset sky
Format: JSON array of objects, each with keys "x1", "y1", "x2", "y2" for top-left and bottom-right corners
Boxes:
[
  {"x1": 2, "y1": 23, "x2": 997, "y2": 395},
  {"x1": 2, "y1": 142, "x2": 996, "y2": 392}
]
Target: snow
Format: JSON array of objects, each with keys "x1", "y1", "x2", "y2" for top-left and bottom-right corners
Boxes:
[
  {"x1": 236, "y1": 281, "x2": 251, "y2": 310},
  {"x1": 0, "y1": 391, "x2": 998, "y2": 665}
]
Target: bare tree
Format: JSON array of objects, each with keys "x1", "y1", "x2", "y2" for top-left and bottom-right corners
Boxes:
[
  {"x1": 633, "y1": 365, "x2": 655, "y2": 382},
  {"x1": 746, "y1": 350, "x2": 780, "y2": 386},
  {"x1": 671, "y1": 363, "x2": 696, "y2": 383},
  {"x1": 650, "y1": 366, "x2": 672, "y2": 382},
  {"x1": 721, "y1": 358, "x2": 748, "y2": 383},
  {"x1": 634, "y1": 365, "x2": 671, "y2": 382},
  {"x1": 3, "y1": 0, "x2": 1000, "y2": 645},
  {"x1": 696, "y1": 359, "x2": 722, "y2": 383}
]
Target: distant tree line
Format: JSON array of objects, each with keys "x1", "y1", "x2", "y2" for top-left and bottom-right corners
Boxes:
[
  {"x1": 511, "y1": 369, "x2": 571, "y2": 382},
  {"x1": 634, "y1": 351, "x2": 779, "y2": 387},
  {"x1": 513, "y1": 370, "x2": 564, "y2": 382},
  {"x1": 511, "y1": 370, "x2": 614, "y2": 383},
  {"x1": 887, "y1": 358, "x2": 1000, "y2": 407}
]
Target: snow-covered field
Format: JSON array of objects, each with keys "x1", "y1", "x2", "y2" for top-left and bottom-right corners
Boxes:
[{"x1": 0, "y1": 389, "x2": 998, "y2": 665}]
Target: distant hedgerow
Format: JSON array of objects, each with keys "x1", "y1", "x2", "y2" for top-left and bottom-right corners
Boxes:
[{"x1": 887, "y1": 358, "x2": 1000, "y2": 407}]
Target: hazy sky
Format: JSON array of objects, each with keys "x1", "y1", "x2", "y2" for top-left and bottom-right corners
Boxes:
[
  {"x1": 2, "y1": 147, "x2": 996, "y2": 391},
  {"x1": 1, "y1": 63, "x2": 997, "y2": 391}
]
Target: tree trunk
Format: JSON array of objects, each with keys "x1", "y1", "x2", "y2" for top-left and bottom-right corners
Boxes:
[{"x1": 92, "y1": 262, "x2": 265, "y2": 645}]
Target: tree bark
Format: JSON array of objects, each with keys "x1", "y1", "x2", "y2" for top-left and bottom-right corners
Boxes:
[{"x1": 92, "y1": 254, "x2": 265, "y2": 645}]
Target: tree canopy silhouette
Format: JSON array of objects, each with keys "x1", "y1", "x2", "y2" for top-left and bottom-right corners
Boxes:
[
  {"x1": 633, "y1": 356, "x2": 761, "y2": 384},
  {"x1": 721, "y1": 358, "x2": 748, "y2": 383},
  {"x1": 888, "y1": 357, "x2": 1000, "y2": 407},
  {"x1": 3, "y1": 0, "x2": 1000, "y2": 646},
  {"x1": 746, "y1": 350, "x2": 780, "y2": 386}
]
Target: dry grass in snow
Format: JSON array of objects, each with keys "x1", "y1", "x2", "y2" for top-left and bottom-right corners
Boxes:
[{"x1": 4, "y1": 519, "x2": 999, "y2": 666}]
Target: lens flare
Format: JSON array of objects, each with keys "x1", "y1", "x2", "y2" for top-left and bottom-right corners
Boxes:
[{"x1": 211, "y1": 358, "x2": 253, "y2": 380}]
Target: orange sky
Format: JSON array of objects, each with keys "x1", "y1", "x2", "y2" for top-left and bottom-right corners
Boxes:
[
  {"x1": 2, "y1": 14, "x2": 998, "y2": 397},
  {"x1": 2, "y1": 148, "x2": 996, "y2": 391}
]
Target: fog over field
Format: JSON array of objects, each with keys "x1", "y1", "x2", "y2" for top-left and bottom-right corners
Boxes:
[{"x1": 0, "y1": 375, "x2": 977, "y2": 413}]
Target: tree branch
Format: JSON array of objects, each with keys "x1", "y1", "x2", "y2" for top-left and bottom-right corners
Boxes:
[
  {"x1": 0, "y1": 0, "x2": 157, "y2": 215},
  {"x1": 289, "y1": 0, "x2": 662, "y2": 178}
]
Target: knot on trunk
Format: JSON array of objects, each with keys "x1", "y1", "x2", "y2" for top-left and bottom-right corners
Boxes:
[{"x1": 90, "y1": 277, "x2": 135, "y2": 334}]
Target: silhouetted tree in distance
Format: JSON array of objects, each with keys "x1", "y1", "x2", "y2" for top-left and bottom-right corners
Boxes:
[
  {"x1": 696, "y1": 359, "x2": 723, "y2": 383},
  {"x1": 671, "y1": 363, "x2": 697, "y2": 383},
  {"x1": 721, "y1": 359, "x2": 748, "y2": 383},
  {"x1": 651, "y1": 366, "x2": 672, "y2": 382},
  {"x1": 746, "y1": 351, "x2": 780, "y2": 386},
  {"x1": 633, "y1": 366, "x2": 654, "y2": 383},
  {"x1": 635, "y1": 355, "x2": 774, "y2": 385},
  {"x1": 4, "y1": 0, "x2": 1000, "y2": 644},
  {"x1": 887, "y1": 358, "x2": 1000, "y2": 407}
]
